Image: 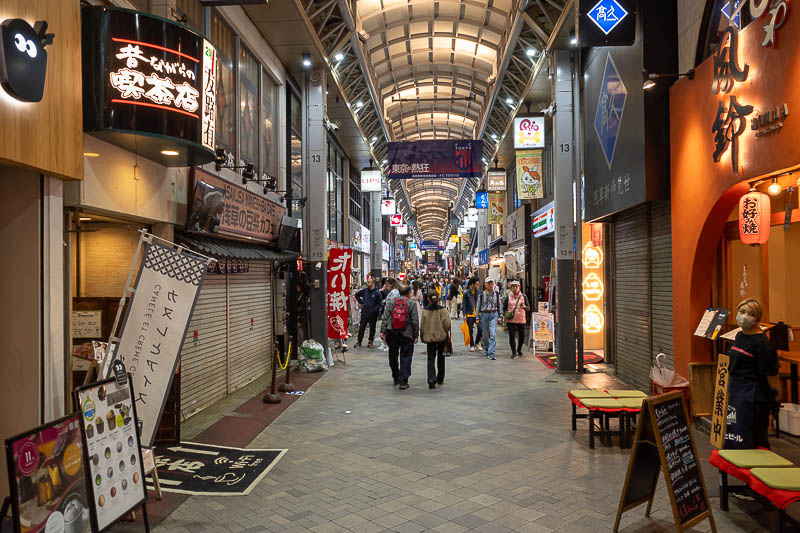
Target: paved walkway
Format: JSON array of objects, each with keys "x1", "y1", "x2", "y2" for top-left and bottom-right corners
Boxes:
[{"x1": 154, "y1": 328, "x2": 778, "y2": 532}]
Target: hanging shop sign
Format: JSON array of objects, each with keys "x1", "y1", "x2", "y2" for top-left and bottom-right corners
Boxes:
[
  {"x1": 420, "y1": 240, "x2": 440, "y2": 251},
  {"x1": 386, "y1": 140, "x2": 483, "y2": 179},
  {"x1": 327, "y1": 248, "x2": 352, "y2": 339},
  {"x1": 396, "y1": 224, "x2": 408, "y2": 235},
  {"x1": 458, "y1": 226, "x2": 470, "y2": 235},
  {"x1": 191, "y1": 169, "x2": 286, "y2": 245},
  {"x1": 488, "y1": 192, "x2": 505, "y2": 225},
  {"x1": 738, "y1": 190, "x2": 771, "y2": 245},
  {"x1": 532, "y1": 201, "x2": 555, "y2": 237},
  {"x1": 4, "y1": 414, "x2": 91, "y2": 533},
  {"x1": 576, "y1": 0, "x2": 635, "y2": 47},
  {"x1": 513, "y1": 117, "x2": 545, "y2": 149},
  {"x1": 487, "y1": 169, "x2": 507, "y2": 191},
  {"x1": 475, "y1": 191, "x2": 489, "y2": 209},
  {"x1": 381, "y1": 198, "x2": 396, "y2": 215},
  {"x1": 583, "y1": 304, "x2": 605, "y2": 333},
  {"x1": 389, "y1": 214, "x2": 403, "y2": 226},
  {"x1": 582, "y1": 272, "x2": 604, "y2": 301},
  {"x1": 361, "y1": 226, "x2": 370, "y2": 254},
  {"x1": 515, "y1": 150, "x2": 544, "y2": 199},
  {"x1": 449, "y1": 235, "x2": 459, "y2": 243},
  {"x1": 361, "y1": 169, "x2": 382, "y2": 192},
  {"x1": 408, "y1": 242, "x2": 417, "y2": 249},
  {"x1": 82, "y1": 6, "x2": 216, "y2": 167},
  {"x1": 0, "y1": 18, "x2": 55, "y2": 103},
  {"x1": 112, "y1": 241, "x2": 208, "y2": 447},
  {"x1": 506, "y1": 206, "x2": 526, "y2": 247},
  {"x1": 479, "y1": 248, "x2": 489, "y2": 266},
  {"x1": 382, "y1": 241, "x2": 390, "y2": 262},
  {"x1": 582, "y1": 242, "x2": 604, "y2": 268},
  {"x1": 75, "y1": 375, "x2": 148, "y2": 531}
]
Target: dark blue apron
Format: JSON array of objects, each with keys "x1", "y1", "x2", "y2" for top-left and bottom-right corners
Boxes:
[{"x1": 723, "y1": 374, "x2": 758, "y2": 449}]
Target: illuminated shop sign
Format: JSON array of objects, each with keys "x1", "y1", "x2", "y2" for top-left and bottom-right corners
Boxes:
[
  {"x1": 0, "y1": 18, "x2": 54, "y2": 102},
  {"x1": 582, "y1": 243, "x2": 604, "y2": 268},
  {"x1": 82, "y1": 6, "x2": 216, "y2": 167},
  {"x1": 739, "y1": 190, "x2": 771, "y2": 245},
  {"x1": 576, "y1": 0, "x2": 635, "y2": 47},
  {"x1": 381, "y1": 199, "x2": 396, "y2": 215},
  {"x1": 513, "y1": 117, "x2": 544, "y2": 149},
  {"x1": 582, "y1": 272, "x2": 604, "y2": 301},
  {"x1": 584, "y1": 304, "x2": 605, "y2": 333},
  {"x1": 390, "y1": 214, "x2": 403, "y2": 226},
  {"x1": 487, "y1": 170, "x2": 507, "y2": 191},
  {"x1": 532, "y1": 201, "x2": 555, "y2": 237}
]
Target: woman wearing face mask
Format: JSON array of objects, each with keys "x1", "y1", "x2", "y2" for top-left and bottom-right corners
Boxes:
[{"x1": 725, "y1": 298, "x2": 779, "y2": 449}]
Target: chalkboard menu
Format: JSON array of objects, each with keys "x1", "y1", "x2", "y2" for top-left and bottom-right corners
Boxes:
[
  {"x1": 653, "y1": 396, "x2": 707, "y2": 524},
  {"x1": 613, "y1": 392, "x2": 716, "y2": 533}
]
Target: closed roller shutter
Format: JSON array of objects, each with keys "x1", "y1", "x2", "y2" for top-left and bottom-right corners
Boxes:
[
  {"x1": 650, "y1": 201, "x2": 673, "y2": 370},
  {"x1": 181, "y1": 272, "x2": 228, "y2": 418},
  {"x1": 228, "y1": 261, "x2": 273, "y2": 392},
  {"x1": 614, "y1": 204, "x2": 652, "y2": 391}
]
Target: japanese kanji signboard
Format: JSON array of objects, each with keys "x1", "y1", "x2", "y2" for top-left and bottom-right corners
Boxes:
[
  {"x1": 82, "y1": 6, "x2": 216, "y2": 166},
  {"x1": 386, "y1": 140, "x2": 483, "y2": 179},
  {"x1": 327, "y1": 248, "x2": 352, "y2": 339},
  {"x1": 710, "y1": 354, "x2": 730, "y2": 449},
  {"x1": 113, "y1": 241, "x2": 208, "y2": 447},
  {"x1": 193, "y1": 169, "x2": 286, "y2": 244},
  {"x1": 147, "y1": 442, "x2": 286, "y2": 496}
]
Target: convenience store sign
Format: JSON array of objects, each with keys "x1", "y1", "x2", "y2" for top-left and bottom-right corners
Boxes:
[{"x1": 532, "y1": 202, "x2": 555, "y2": 237}]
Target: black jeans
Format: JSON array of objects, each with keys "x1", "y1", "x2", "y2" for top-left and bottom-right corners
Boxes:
[
  {"x1": 466, "y1": 317, "x2": 481, "y2": 347},
  {"x1": 358, "y1": 314, "x2": 378, "y2": 343},
  {"x1": 387, "y1": 331, "x2": 414, "y2": 383},
  {"x1": 426, "y1": 341, "x2": 446, "y2": 384},
  {"x1": 507, "y1": 322, "x2": 526, "y2": 355}
]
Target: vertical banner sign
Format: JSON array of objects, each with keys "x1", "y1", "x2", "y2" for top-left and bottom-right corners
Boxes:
[
  {"x1": 327, "y1": 248, "x2": 352, "y2": 339},
  {"x1": 515, "y1": 149, "x2": 544, "y2": 199},
  {"x1": 710, "y1": 354, "x2": 730, "y2": 449},
  {"x1": 488, "y1": 192, "x2": 505, "y2": 225},
  {"x1": 201, "y1": 40, "x2": 217, "y2": 150},
  {"x1": 114, "y1": 242, "x2": 208, "y2": 447},
  {"x1": 487, "y1": 170, "x2": 507, "y2": 192}
]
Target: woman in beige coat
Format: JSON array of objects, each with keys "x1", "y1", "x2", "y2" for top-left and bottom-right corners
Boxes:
[{"x1": 420, "y1": 292, "x2": 451, "y2": 389}]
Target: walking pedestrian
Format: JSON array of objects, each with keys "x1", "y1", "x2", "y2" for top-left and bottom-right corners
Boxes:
[
  {"x1": 410, "y1": 280, "x2": 424, "y2": 342},
  {"x1": 420, "y1": 292, "x2": 451, "y2": 389},
  {"x1": 476, "y1": 278, "x2": 500, "y2": 360},
  {"x1": 462, "y1": 277, "x2": 481, "y2": 351},
  {"x1": 354, "y1": 278, "x2": 384, "y2": 348},
  {"x1": 380, "y1": 284, "x2": 419, "y2": 389},
  {"x1": 446, "y1": 277, "x2": 461, "y2": 318},
  {"x1": 503, "y1": 280, "x2": 530, "y2": 359}
]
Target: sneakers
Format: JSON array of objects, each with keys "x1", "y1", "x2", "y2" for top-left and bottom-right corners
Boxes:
[
  {"x1": 488, "y1": 355, "x2": 496, "y2": 360},
  {"x1": 469, "y1": 346, "x2": 476, "y2": 352},
  {"x1": 367, "y1": 341, "x2": 374, "y2": 348},
  {"x1": 511, "y1": 353, "x2": 518, "y2": 360},
  {"x1": 399, "y1": 383, "x2": 409, "y2": 390},
  {"x1": 354, "y1": 342, "x2": 362, "y2": 348}
]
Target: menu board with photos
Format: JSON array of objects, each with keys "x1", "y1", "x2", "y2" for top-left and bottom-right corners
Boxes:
[
  {"x1": 5, "y1": 414, "x2": 91, "y2": 533},
  {"x1": 75, "y1": 377, "x2": 147, "y2": 531}
]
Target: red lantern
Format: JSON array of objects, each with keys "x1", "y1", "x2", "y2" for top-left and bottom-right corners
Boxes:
[{"x1": 739, "y1": 190, "x2": 771, "y2": 246}]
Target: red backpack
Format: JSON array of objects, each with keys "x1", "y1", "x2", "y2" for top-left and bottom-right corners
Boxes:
[{"x1": 391, "y1": 298, "x2": 410, "y2": 330}]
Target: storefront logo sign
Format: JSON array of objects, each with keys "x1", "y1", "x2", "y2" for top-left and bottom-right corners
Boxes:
[
  {"x1": 476, "y1": 192, "x2": 489, "y2": 209},
  {"x1": 513, "y1": 117, "x2": 544, "y2": 149},
  {"x1": 201, "y1": 41, "x2": 216, "y2": 150},
  {"x1": 0, "y1": 19, "x2": 54, "y2": 103},
  {"x1": 532, "y1": 202, "x2": 555, "y2": 238},
  {"x1": 583, "y1": 304, "x2": 605, "y2": 333},
  {"x1": 582, "y1": 273, "x2": 604, "y2": 301},
  {"x1": 751, "y1": 103, "x2": 789, "y2": 136},
  {"x1": 712, "y1": 95, "x2": 753, "y2": 175},
  {"x1": 381, "y1": 199, "x2": 396, "y2": 215},
  {"x1": 587, "y1": 0, "x2": 628, "y2": 35},
  {"x1": 487, "y1": 170, "x2": 507, "y2": 192},
  {"x1": 582, "y1": 243, "x2": 604, "y2": 268},
  {"x1": 712, "y1": 27, "x2": 749, "y2": 95},
  {"x1": 594, "y1": 54, "x2": 627, "y2": 169},
  {"x1": 390, "y1": 214, "x2": 403, "y2": 226}
]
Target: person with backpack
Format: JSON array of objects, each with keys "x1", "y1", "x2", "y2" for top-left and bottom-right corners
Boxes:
[
  {"x1": 354, "y1": 278, "x2": 384, "y2": 348},
  {"x1": 380, "y1": 284, "x2": 420, "y2": 389},
  {"x1": 476, "y1": 278, "x2": 500, "y2": 360},
  {"x1": 420, "y1": 292, "x2": 451, "y2": 389},
  {"x1": 502, "y1": 280, "x2": 530, "y2": 359}
]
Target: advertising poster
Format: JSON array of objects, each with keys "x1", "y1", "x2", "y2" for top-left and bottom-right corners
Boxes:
[
  {"x1": 112, "y1": 241, "x2": 208, "y2": 448},
  {"x1": 515, "y1": 149, "x2": 544, "y2": 199},
  {"x1": 327, "y1": 248, "x2": 353, "y2": 339},
  {"x1": 533, "y1": 313, "x2": 555, "y2": 342},
  {"x1": 386, "y1": 140, "x2": 483, "y2": 179},
  {"x1": 5, "y1": 414, "x2": 90, "y2": 533},
  {"x1": 488, "y1": 193, "x2": 505, "y2": 225},
  {"x1": 75, "y1": 377, "x2": 146, "y2": 532}
]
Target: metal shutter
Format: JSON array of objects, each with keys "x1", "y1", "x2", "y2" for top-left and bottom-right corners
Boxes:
[
  {"x1": 180, "y1": 272, "x2": 228, "y2": 418},
  {"x1": 228, "y1": 261, "x2": 273, "y2": 392},
  {"x1": 613, "y1": 204, "x2": 652, "y2": 391},
  {"x1": 650, "y1": 201, "x2": 674, "y2": 370}
]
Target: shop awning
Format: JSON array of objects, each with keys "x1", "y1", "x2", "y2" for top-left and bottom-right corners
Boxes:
[
  {"x1": 178, "y1": 234, "x2": 299, "y2": 262},
  {"x1": 489, "y1": 236, "x2": 506, "y2": 249}
]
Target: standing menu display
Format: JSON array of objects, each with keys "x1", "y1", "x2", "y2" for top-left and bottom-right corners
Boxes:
[
  {"x1": 613, "y1": 392, "x2": 716, "y2": 533},
  {"x1": 4, "y1": 414, "x2": 90, "y2": 533},
  {"x1": 75, "y1": 377, "x2": 147, "y2": 531}
]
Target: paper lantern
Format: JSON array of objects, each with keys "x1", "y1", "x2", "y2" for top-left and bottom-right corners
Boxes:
[{"x1": 739, "y1": 190, "x2": 771, "y2": 246}]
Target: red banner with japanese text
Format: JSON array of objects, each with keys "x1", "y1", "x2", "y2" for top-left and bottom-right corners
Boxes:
[{"x1": 327, "y1": 248, "x2": 353, "y2": 338}]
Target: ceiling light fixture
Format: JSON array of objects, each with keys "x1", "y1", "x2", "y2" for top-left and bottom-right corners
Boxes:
[
  {"x1": 334, "y1": 51, "x2": 344, "y2": 61},
  {"x1": 302, "y1": 53, "x2": 312, "y2": 68},
  {"x1": 160, "y1": 150, "x2": 179, "y2": 156},
  {"x1": 526, "y1": 48, "x2": 537, "y2": 57},
  {"x1": 355, "y1": 101, "x2": 364, "y2": 109},
  {"x1": 84, "y1": 152, "x2": 99, "y2": 157},
  {"x1": 79, "y1": 217, "x2": 92, "y2": 222},
  {"x1": 768, "y1": 177, "x2": 781, "y2": 195},
  {"x1": 642, "y1": 68, "x2": 695, "y2": 90},
  {"x1": 505, "y1": 97, "x2": 514, "y2": 105}
]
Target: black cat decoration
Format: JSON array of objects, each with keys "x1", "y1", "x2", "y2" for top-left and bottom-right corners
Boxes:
[{"x1": 0, "y1": 19, "x2": 54, "y2": 103}]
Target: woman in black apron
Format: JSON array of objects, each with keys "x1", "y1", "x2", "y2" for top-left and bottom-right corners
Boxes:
[{"x1": 724, "y1": 299, "x2": 779, "y2": 449}]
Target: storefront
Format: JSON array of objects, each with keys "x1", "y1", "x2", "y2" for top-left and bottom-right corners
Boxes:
[
  {"x1": 582, "y1": 0, "x2": 676, "y2": 388},
  {"x1": 349, "y1": 218, "x2": 371, "y2": 284},
  {"x1": 670, "y1": 7, "x2": 800, "y2": 376},
  {"x1": 532, "y1": 201, "x2": 555, "y2": 303}
]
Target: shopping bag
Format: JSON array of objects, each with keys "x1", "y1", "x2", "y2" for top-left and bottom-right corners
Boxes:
[{"x1": 461, "y1": 320, "x2": 470, "y2": 346}]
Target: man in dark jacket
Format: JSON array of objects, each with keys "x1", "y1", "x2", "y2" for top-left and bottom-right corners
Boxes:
[
  {"x1": 355, "y1": 278, "x2": 384, "y2": 347},
  {"x1": 461, "y1": 277, "x2": 481, "y2": 351},
  {"x1": 380, "y1": 284, "x2": 420, "y2": 389}
]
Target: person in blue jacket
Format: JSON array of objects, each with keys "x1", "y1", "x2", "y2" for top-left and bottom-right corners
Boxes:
[{"x1": 355, "y1": 278, "x2": 384, "y2": 347}]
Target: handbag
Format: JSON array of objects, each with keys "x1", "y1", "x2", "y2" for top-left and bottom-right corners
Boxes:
[{"x1": 504, "y1": 295, "x2": 520, "y2": 320}]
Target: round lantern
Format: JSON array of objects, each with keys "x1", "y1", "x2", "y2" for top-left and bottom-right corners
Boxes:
[{"x1": 739, "y1": 190, "x2": 771, "y2": 246}]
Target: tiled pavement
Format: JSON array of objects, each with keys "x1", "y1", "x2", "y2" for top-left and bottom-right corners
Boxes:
[{"x1": 154, "y1": 328, "x2": 781, "y2": 532}]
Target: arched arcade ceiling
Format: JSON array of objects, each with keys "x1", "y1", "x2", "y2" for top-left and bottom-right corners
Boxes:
[{"x1": 358, "y1": 0, "x2": 515, "y2": 240}]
